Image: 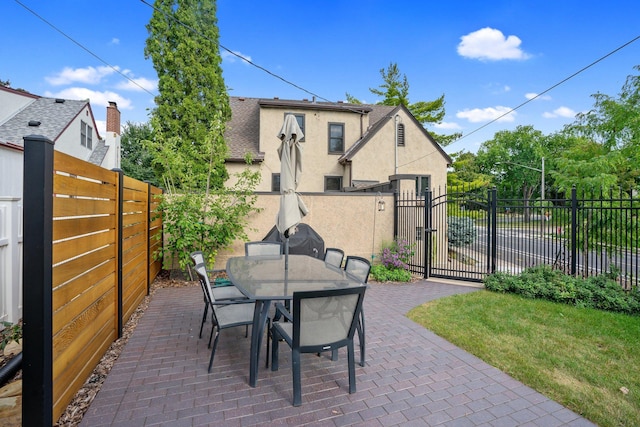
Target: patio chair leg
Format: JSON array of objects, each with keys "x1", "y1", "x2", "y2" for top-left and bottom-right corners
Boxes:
[
  {"x1": 292, "y1": 349, "x2": 302, "y2": 406},
  {"x1": 347, "y1": 341, "x2": 356, "y2": 393},
  {"x1": 208, "y1": 323, "x2": 215, "y2": 348},
  {"x1": 199, "y1": 304, "x2": 208, "y2": 339},
  {"x1": 271, "y1": 327, "x2": 280, "y2": 371},
  {"x1": 358, "y1": 309, "x2": 365, "y2": 366},
  {"x1": 265, "y1": 318, "x2": 271, "y2": 368},
  {"x1": 208, "y1": 328, "x2": 220, "y2": 373}
]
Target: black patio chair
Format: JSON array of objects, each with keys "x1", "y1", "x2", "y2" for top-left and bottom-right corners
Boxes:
[
  {"x1": 193, "y1": 263, "x2": 255, "y2": 373},
  {"x1": 245, "y1": 241, "x2": 283, "y2": 256},
  {"x1": 344, "y1": 255, "x2": 371, "y2": 366},
  {"x1": 270, "y1": 286, "x2": 367, "y2": 406},
  {"x1": 190, "y1": 251, "x2": 248, "y2": 340},
  {"x1": 323, "y1": 247, "x2": 345, "y2": 269}
]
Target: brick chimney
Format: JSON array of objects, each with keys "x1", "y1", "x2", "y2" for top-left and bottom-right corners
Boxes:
[{"x1": 106, "y1": 101, "x2": 121, "y2": 135}]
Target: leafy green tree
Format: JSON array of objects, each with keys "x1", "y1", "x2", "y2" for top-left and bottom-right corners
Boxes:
[
  {"x1": 447, "y1": 150, "x2": 493, "y2": 191},
  {"x1": 348, "y1": 62, "x2": 461, "y2": 146},
  {"x1": 476, "y1": 125, "x2": 548, "y2": 201},
  {"x1": 144, "y1": 0, "x2": 260, "y2": 270},
  {"x1": 120, "y1": 121, "x2": 158, "y2": 186},
  {"x1": 562, "y1": 65, "x2": 640, "y2": 190},
  {"x1": 145, "y1": 0, "x2": 230, "y2": 191}
]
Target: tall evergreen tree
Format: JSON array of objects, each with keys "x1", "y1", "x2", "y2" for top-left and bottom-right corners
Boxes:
[
  {"x1": 367, "y1": 62, "x2": 460, "y2": 146},
  {"x1": 145, "y1": 0, "x2": 229, "y2": 191}
]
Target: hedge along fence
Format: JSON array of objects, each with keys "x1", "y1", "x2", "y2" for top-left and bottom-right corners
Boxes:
[{"x1": 22, "y1": 135, "x2": 163, "y2": 425}]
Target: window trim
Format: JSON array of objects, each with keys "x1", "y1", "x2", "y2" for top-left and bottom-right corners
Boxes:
[
  {"x1": 288, "y1": 113, "x2": 305, "y2": 142},
  {"x1": 324, "y1": 176, "x2": 343, "y2": 192},
  {"x1": 272, "y1": 173, "x2": 281, "y2": 192},
  {"x1": 328, "y1": 122, "x2": 344, "y2": 154}
]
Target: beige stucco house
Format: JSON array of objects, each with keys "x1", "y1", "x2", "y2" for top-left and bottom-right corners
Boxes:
[
  {"x1": 211, "y1": 96, "x2": 451, "y2": 269},
  {"x1": 225, "y1": 96, "x2": 451, "y2": 193}
]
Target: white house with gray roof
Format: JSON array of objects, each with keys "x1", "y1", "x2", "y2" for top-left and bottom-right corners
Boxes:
[{"x1": 0, "y1": 85, "x2": 122, "y2": 324}]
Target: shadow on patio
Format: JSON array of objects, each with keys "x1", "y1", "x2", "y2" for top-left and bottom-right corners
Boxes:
[{"x1": 79, "y1": 280, "x2": 594, "y2": 426}]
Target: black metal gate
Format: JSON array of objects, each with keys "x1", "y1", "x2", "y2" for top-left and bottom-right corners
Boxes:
[{"x1": 396, "y1": 187, "x2": 640, "y2": 287}]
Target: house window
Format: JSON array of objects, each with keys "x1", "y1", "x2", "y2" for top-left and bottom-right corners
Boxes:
[
  {"x1": 81, "y1": 121, "x2": 93, "y2": 149},
  {"x1": 272, "y1": 174, "x2": 280, "y2": 192},
  {"x1": 328, "y1": 123, "x2": 344, "y2": 153},
  {"x1": 416, "y1": 176, "x2": 430, "y2": 195},
  {"x1": 397, "y1": 123, "x2": 405, "y2": 146},
  {"x1": 324, "y1": 176, "x2": 343, "y2": 192},
  {"x1": 287, "y1": 113, "x2": 305, "y2": 142}
]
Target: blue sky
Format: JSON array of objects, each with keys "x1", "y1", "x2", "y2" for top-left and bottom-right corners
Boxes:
[{"x1": 3, "y1": 0, "x2": 639, "y2": 154}]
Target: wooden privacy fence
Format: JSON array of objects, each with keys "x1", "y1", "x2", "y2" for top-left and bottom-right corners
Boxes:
[{"x1": 21, "y1": 135, "x2": 163, "y2": 425}]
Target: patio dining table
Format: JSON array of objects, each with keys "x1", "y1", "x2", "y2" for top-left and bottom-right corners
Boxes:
[{"x1": 226, "y1": 254, "x2": 365, "y2": 387}]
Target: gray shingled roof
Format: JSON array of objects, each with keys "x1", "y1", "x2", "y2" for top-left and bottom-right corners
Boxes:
[
  {"x1": 0, "y1": 96, "x2": 88, "y2": 147},
  {"x1": 226, "y1": 97, "x2": 262, "y2": 162}
]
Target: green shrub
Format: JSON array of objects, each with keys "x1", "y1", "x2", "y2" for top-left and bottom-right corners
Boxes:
[
  {"x1": 447, "y1": 216, "x2": 477, "y2": 247},
  {"x1": 483, "y1": 265, "x2": 640, "y2": 316},
  {"x1": 370, "y1": 264, "x2": 412, "y2": 282},
  {"x1": 1, "y1": 321, "x2": 22, "y2": 351}
]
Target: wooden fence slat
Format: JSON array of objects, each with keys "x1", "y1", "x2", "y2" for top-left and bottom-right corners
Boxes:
[
  {"x1": 54, "y1": 174, "x2": 117, "y2": 200},
  {"x1": 53, "y1": 215, "x2": 116, "y2": 241},
  {"x1": 53, "y1": 197, "x2": 116, "y2": 217},
  {"x1": 52, "y1": 245, "x2": 116, "y2": 287},
  {"x1": 52, "y1": 230, "x2": 116, "y2": 265}
]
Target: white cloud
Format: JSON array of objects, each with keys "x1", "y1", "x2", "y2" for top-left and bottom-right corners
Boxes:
[
  {"x1": 434, "y1": 121, "x2": 462, "y2": 130},
  {"x1": 110, "y1": 38, "x2": 120, "y2": 45},
  {"x1": 94, "y1": 119, "x2": 107, "y2": 137},
  {"x1": 526, "y1": 92, "x2": 552, "y2": 101},
  {"x1": 457, "y1": 27, "x2": 531, "y2": 61},
  {"x1": 45, "y1": 87, "x2": 133, "y2": 110},
  {"x1": 115, "y1": 77, "x2": 157, "y2": 92},
  {"x1": 46, "y1": 66, "x2": 118, "y2": 86},
  {"x1": 543, "y1": 106, "x2": 576, "y2": 118},
  {"x1": 456, "y1": 106, "x2": 516, "y2": 123},
  {"x1": 222, "y1": 50, "x2": 252, "y2": 64}
]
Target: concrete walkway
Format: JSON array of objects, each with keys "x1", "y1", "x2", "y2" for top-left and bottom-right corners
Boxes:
[{"x1": 80, "y1": 280, "x2": 595, "y2": 426}]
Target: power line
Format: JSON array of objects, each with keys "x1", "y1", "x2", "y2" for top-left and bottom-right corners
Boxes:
[
  {"x1": 454, "y1": 34, "x2": 640, "y2": 143},
  {"x1": 398, "y1": 33, "x2": 640, "y2": 169},
  {"x1": 13, "y1": 0, "x2": 158, "y2": 98},
  {"x1": 139, "y1": 0, "x2": 331, "y2": 103}
]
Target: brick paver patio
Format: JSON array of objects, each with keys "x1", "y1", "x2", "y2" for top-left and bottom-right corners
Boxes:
[{"x1": 79, "y1": 280, "x2": 595, "y2": 426}]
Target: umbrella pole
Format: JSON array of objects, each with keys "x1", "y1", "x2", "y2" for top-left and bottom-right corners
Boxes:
[{"x1": 284, "y1": 230, "x2": 290, "y2": 271}]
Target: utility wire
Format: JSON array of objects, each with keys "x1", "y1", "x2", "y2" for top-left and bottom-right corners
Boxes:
[
  {"x1": 456, "y1": 33, "x2": 640, "y2": 143},
  {"x1": 398, "y1": 33, "x2": 640, "y2": 169},
  {"x1": 14, "y1": 0, "x2": 157, "y2": 98},
  {"x1": 15, "y1": 0, "x2": 640, "y2": 160},
  {"x1": 139, "y1": 0, "x2": 330, "y2": 103}
]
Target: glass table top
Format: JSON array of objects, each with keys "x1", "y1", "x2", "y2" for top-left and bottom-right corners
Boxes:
[{"x1": 226, "y1": 254, "x2": 363, "y2": 300}]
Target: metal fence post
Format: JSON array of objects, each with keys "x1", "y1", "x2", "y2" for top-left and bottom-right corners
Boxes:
[
  {"x1": 571, "y1": 186, "x2": 578, "y2": 276},
  {"x1": 488, "y1": 188, "x2": 498, "y2": 274},
  {"x1": 113, "y1": 168, "x2": 124, "y2": 338},
  {"x1": 424, "y1": 188, "x2": 432, "y2": 279},
  {"x1": 22, "y1": 134, "x2": 54, "y2": 426}
]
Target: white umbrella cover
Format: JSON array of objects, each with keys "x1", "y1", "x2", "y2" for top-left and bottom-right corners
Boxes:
[{"x1": 276, "y1": 114, "x2": 308, "y2": 237}]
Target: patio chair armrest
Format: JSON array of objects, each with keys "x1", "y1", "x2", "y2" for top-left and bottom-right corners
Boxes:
[
  {"x1": 274, "y1": 302, "x2": 293, "y2": 322},
  {"x1": 212, "y1": 298, "x2": 255, "y2": 306}
]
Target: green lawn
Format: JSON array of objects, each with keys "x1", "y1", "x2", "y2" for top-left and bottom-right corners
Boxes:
[{"x1": 407, "y1": 290, "x2": 640, "y2": 427}]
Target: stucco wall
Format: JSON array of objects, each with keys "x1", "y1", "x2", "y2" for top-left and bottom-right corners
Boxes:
[
  {"x1": 256, "y1": 106, "x2": 366, "y2": 193},
  {"x1": 212, "y1": 192, "x2": 395, "y2": 270}
]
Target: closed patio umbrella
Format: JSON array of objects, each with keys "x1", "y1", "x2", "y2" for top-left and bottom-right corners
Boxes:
[{"x1": 276, "y1": 114, "x2": 308, "y2": 269}]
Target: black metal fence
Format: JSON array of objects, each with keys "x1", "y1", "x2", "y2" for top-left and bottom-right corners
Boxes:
[{"x1": 397, "y1": 186, "x2": 640, "y2": 289}]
